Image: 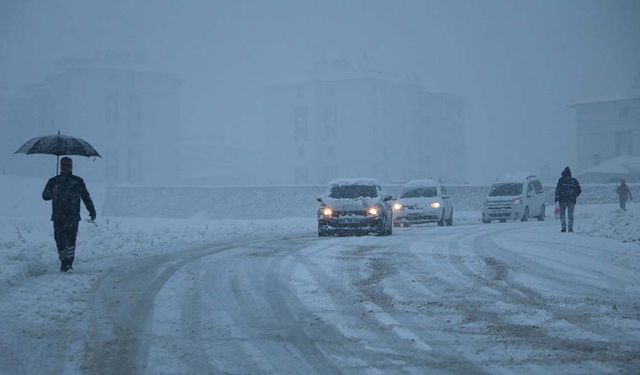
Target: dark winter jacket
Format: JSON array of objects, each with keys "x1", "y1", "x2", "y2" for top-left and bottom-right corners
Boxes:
[
  {"x1": 554, "y1": 167, "x2": 582, "y2": 204},
  {"x1": 617, "y1": 183, "x2": 632, "y2": 200},
  {"x1": 42, "y1": 174, "x2": 96, "y2": 222}
]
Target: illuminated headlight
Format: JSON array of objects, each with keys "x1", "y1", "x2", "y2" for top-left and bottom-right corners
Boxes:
[
  {"x1": 513, "y1": 198, "x2": 521, "y2": 205},
  {"x1": 393, "y1": 203, "x2": 403, "y2": 210},
  {"x1": 430, "y1": 202, "x2": 441, "y2": 208},
  {"x1": 322, "y1": 207, "x2": 333, "y2": 217},
  {"x1": 367, "y1": 207, "x2": 380, "y2": 216}
]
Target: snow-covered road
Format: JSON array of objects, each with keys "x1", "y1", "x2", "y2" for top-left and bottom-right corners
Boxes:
[{"x1": 2, "y1": 218, "x2": 640, "y2": 374}]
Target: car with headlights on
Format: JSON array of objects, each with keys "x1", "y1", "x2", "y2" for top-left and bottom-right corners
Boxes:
[
  {"x1": 317, "y1": 178, "x2": 394, "y2": 237},
  {"x1": 392, "y1": 179, "x2": 453, "y2": 227},
  {"x1": 482, "y1": 174, "x2": 546, "y2": 223}
]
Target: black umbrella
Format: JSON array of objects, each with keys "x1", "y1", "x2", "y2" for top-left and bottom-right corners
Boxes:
[{"x1": 15, "y1": 131, "x2": 101, "y2": 174}]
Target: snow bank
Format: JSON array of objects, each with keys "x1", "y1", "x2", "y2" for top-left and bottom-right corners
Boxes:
[
  {"x1": 2, "y1": 174, "x2": 637, "y2": 220},
  {"x1": 577, "y1": 204, "x2": 640, "y2": 243},
  {"x1": 103, "y1": 184, "x2": 493, "y2": 218},
  {"x1": 103, "y1": 184, "x2": 638, "y2": 218}
]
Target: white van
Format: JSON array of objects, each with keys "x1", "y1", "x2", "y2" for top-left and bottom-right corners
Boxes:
[{"x1": 482, "y1": 174, "x2": 546, "y2": 223}]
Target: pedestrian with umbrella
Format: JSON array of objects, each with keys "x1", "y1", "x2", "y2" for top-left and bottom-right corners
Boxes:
[{"x1": 15, "y1": 132, "x2": 100, "y2": 272}]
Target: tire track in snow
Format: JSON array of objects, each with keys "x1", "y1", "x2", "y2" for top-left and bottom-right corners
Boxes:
[
  {"x1": 84, "y1": 242, "x2": 241, "y2": 374},
  {"x1": 444, "y1": 224, "x2": 640, "y2": 370}
]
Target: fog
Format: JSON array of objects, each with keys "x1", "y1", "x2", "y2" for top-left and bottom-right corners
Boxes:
[{"x1": 2, "y1": 0, "x2": 639, "y2": 186}]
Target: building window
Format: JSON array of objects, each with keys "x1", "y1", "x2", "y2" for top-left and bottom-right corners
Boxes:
[
  {"x1": 127, "y1": 95, "x2": 141, "y2": 124},
  {"x1": 323, "y1": 107, "x2": 337, "y2": 137},
  {"x1": 593, "y1": 153, "x2": 601, "y2": 166},
  {"x1": 296, "y1": 87, "x2": 306, "y2": 99},
  {"x1": 616, "y1": 131, "x2": 633, "y2": 156},
  {"x1": 105, "y1": 94, "x2": 118, "y2": 122},
  {"x1": 327, "y1": 146, "x2": 335, "y2": 158},
  {"x1": 619, "y1": 106, "x2": 629, "y2": 119},
  {"x1": 294, "y1": 106, "x2": 308, "y2": 142},
  {"x1": 294, "y1": 166, "x2": 308, "y2": 184}
]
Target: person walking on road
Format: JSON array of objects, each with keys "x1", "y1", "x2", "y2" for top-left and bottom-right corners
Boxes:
[
  {"x1": 42, "y1": 157, "x2": 96, "y2": 272},
  {"x1": 555, "y1": 166, "x2": 582, "y2": 233},
  {"x1": 617, "y1": 179, "x2": 633, "y2": 211}
]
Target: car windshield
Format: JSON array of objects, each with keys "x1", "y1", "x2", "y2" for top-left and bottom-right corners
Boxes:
[
  {"x1": 401, "y1": 187, "x2": 438, "y2": 198},
  {"x1": 329, "y1": 185, "x2": 378, "y2": 199},
  {"x1": 488, "y1": 183, "x2": 523, "y2": 196}
]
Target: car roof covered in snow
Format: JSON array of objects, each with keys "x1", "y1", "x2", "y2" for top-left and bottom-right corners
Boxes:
[
  {"x1": 402, "y1": 179, "x2": 440, "y2": 189},
  {"x1": 494, "y1": 172, "x2": 536, "y2": 184},
  {"x1": 328, "y1": 178, "x2": 382, "y2": 187}
]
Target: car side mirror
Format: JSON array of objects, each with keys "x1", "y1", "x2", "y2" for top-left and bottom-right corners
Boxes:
[
  {"x1": 383, "y1": 195, "x2": 393, "y2": 202},
  {"x1": 316, "y1": 196, "x2": 323, "y2": 203}
]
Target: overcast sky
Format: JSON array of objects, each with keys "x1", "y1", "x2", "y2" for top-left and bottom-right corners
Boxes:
[{"x1": 1, "y1": 0, "x2": 639, "y2": 183}]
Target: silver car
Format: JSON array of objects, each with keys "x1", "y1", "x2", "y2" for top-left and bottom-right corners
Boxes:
[{"x1": 392, "y1": 179, "x2": 454, "y2": 227}]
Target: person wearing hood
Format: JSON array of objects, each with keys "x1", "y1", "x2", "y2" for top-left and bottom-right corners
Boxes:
[
  {"x1": 617, "y1": 179, "x2": 633, "y2": 211},
  {"x1": 554, "y1": 167, "x2": 582, "y2": 233}
]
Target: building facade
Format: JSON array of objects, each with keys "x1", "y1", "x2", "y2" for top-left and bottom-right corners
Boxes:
[
  {"x1": 0, "y1": 92, "x2": 40, "y2": 176},
  {"x1": 263, "y1": 76, "x2": 466, "y2": 184},
  {"x1": 3, "y1": 58, "x2": 180, "y2": 185},
  {"x1": 570, "y1": 90, "x2": 640, "y2": 172}
]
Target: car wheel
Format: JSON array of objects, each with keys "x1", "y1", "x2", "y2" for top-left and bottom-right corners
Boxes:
[
  {"x1": 482, "y1": 219, "x2": 491, "y2": 224},
  {"x1": 537, "y1": 205, "x2": 545, "y2": 221},
  {"x1": 499, "y1": 219, "x2": 507, "y2": 223},
  {"x1": 437, "y1": 210, "x2": 445, "y2": 226},
  {"x1": 521, "y1": 207, "x2": 529, "y2": 222},
  {"x1": 375, "y1": 219, "x2": 387, "y2": 236},
  {"x1": 385, "y1": 221, "x2": 393, "y2": 236},
  {"x1": 318, "y1": 230, "x2": 328, "y2": 237},
  {"x1": 393, "y1": 222, "x2": 401, "y2": 228},
  {"x1": 446, "y1": 209, "x2": 453, "y2": 226}
]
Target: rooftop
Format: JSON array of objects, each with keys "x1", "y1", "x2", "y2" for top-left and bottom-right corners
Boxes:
[
  {"x1": 569, "y1": 89, "x2": 640, "y2": 107},
  {"x1": 578, "y1": 156, "x2": 640, "y2": 175}
]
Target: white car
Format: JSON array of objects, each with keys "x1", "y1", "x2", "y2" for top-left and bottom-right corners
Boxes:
[
  {"x1": 482, "y1": 174, "x2": 546, "y2": 223},
  {"x1": 317, "y1": 178, "x2": 394, "y2": 237},
  {"x1": 392, "y1": 179, "x2": 453, "y2": 227}
]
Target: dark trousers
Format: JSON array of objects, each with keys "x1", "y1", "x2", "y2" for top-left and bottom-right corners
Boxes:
[
  {"x1": 53, "y1": 220, "x2": 79, "y2": 269},
  {"x1": 620, "y1": 198, "x2": 627, "y2": 210},
  {"x1": 559, "y1": 202, "x2": 575, "y2": 231}
]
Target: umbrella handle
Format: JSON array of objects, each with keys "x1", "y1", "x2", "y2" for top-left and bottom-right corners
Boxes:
[{"x1": 56, "y1": 130, "x2": 60, "y2": 176}]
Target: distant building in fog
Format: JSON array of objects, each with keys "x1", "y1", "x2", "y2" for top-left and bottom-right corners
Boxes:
[
  {"x1": 570, "y1": 89, "x2": 640, "y2": 172},
  {"x1": 180, "y1": 138, "x2": 260, "y2": 186},
  {"x1": 3, "y1": 56, "x2": 180, "y2": 185},
  {"x1": 0, "y1": 91, "x2": 38, "y2": 176},
  {"x1": 263, "y1": 76, "x2": 467, "y2": 184}
]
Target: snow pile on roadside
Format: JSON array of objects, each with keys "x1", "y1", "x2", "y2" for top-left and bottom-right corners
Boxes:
[
  {"x1": 0, "y1": 216, "x2": 316, "y2": 286},
  {"x1": 577, "y1": 204, "x2": 640, "y2": 243}
]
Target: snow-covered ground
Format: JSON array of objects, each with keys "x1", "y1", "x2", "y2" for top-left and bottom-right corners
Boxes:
[
  {"x1": 2, "y1": 203, "x2": 636, "y2": 289},
  {"x1": 578, "y1": 203, "x2": 640, "y2": 243},
  {"x1": 1, "y1": 175, "x2": 639, "y2": 373}
]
